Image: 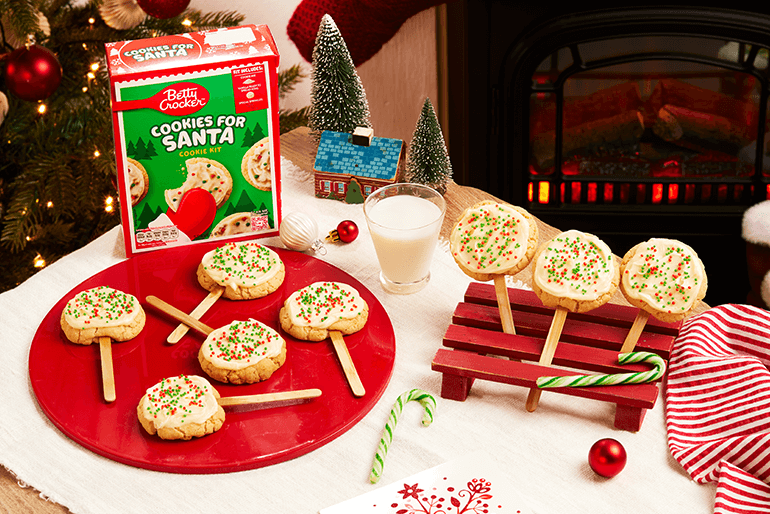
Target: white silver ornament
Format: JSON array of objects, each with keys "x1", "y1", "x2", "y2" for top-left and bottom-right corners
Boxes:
[{"x1": 279, "y1": 212, "x2": 326, "y2": 254}]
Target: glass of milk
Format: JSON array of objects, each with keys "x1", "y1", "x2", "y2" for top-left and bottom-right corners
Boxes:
[{"x1": 363, "y1": 183, "x2": 446, "y2": 294}]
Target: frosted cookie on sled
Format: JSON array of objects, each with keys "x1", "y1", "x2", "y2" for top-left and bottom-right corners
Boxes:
[
  {"x1": 241, "y1": 136, "x2": 272, "y2": 191},
  {"x1": 127, "y1": 158, "x2": 149, "y2": 206},
  {"x1": 449, "y1": 201, "x2": 539, "y2": 334},
  {"x1": 527, "y1": 230, "x2": 619, "y2": 411},
  {"x1": 198, "y1": 318, "x2": 287, "y2": 384},
  {"x1": 164, "y1": 157, "x2": 232, "y2": 211},
  {"x1": 197, "y1": 241, "x2": 285, "y2": 300},
  {"x1": 137, "y1": 374, "x2": 225, "y2": 441},
  {"x1": 617, "y1": 238, "x2": 707, "y2": 352}
]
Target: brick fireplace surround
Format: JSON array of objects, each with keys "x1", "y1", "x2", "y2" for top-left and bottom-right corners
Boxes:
[{"x1": 444, "y1": 1, "x2": 770, "y2": 307}]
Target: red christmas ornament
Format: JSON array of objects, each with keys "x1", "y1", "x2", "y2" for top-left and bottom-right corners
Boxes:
[
  {"x1": 4, "y1": 45, "x2": 62, "y2": 101},
  {"x1": 326, "y1": 220, "x2": 359, "y2": 243},
  {"x1": 136, "y1": 0, "x2": 190, "y2": 19},
  {"x1": 588, "y1": 438, "x2": 627, "y2": 478}
]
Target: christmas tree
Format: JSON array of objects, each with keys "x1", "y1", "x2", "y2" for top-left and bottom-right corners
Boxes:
[
  {"x1": 0, "y1": 1, "x2": 308, "y2": 292},
  {"x1": 308, "y1": 14, "x2": 370, "y2": 139},
  {"x1": 405, "y1": 97, "x2": 452, "y2": 195}
]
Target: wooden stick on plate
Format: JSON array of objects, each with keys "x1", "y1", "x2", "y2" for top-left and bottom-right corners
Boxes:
[
  {"x1": 525, "y1": 306, "x2": 568, "y2": 412},
  {"x1": 329, "y1": 331, "x2": 366, "y2": 397},
  {"x1": 98, "y1": 336, "x2": 116, "y2": 403},
  {"x1": 146, "y1": 295, "x2": 214, "y2": 335},
  {"x1": 218, "y1": 388, "x2": 322, "y2": 407},
  {"x1": 167, "y1": 286, "x2": 224, "y2": 343}
]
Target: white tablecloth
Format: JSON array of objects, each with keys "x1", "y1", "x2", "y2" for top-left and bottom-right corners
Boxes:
[{"x1": 0, "y1": 159, "x2": 715, "y2": 513}]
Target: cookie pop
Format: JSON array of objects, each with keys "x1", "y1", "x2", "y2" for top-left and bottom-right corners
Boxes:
[
  {"x1": 60, "y1": 286, "x2": 146, "y2": 402},
  {"x1": 618, "y1": 238, "x2": 707, "y2": 352},
  {"x1": 137, "y1": 374, "x2": 321, "y2": 441},
  {"x1": 527, "y1": 230, "x2": 619, "y2": 411},
  {"x1": 167, "y1": 241, "x2": 285, "y2": 343},
  {"x1": 279, "y1": 282, "x2": 368, "y2": 397},
  {"x1": 146, "y1": 295, "x2": 287, "y2": 385},
  {"x1": 449, "y1": 201, "x2": 539, "y2": 334}
]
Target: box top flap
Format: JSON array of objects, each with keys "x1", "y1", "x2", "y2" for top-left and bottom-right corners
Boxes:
[{"x1": 105, "y1": 25, "x2": 278, "y2": 77}]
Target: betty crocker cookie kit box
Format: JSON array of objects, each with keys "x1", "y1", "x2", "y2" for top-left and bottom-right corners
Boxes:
[{"x1": 105, "y1": 25, "x2": 281, "y2": 256}]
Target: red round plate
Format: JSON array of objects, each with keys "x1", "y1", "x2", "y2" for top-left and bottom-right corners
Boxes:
[{"x1": 29, "y1": 242, "x2": 395, "y2": 474}]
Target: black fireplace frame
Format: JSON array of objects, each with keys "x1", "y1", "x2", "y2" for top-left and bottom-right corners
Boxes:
[{"x1": 444, "y1": 2, "x2": 770, "y2": 305}]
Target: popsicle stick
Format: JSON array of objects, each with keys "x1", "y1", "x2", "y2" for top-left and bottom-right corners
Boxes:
[
  {"x1": 145, "y1": 295, "x2": 214, "y2": 335},
  {"x1": 620, "y1": 309, "x2": 651, "y2": 353},
  {"x1": 167, "y1": 287, "x2": 224, "y2": 344},
  {"x1": 329, "y1": 331, "x2": 366, "y2": 397},
  {"x1": 217, "y1": 388, "x2": 322, "y2": 407},
  {"x1": 98, "y1": 336, "x2": 116, "y2": 403},
  {"x1": 526, "y1": 306, "x2": 568, "y2": 412},
  {"x1": 493, "y1": 275, "x2": 516, "y2": 335}
]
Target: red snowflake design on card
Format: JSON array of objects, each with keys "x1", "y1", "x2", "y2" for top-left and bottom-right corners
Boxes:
[{"x1": 384, "y1": 477, "x2": 512, "y2": 514}]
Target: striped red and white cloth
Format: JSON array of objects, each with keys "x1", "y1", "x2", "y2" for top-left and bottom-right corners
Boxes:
[{"x1": 666, "y1": 304, "x2": 770, "y2": 514}]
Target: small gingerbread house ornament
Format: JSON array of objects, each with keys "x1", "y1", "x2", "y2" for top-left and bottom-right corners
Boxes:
[{"x1": 313, "y1": 128, "x2": 403, "y2": 203}]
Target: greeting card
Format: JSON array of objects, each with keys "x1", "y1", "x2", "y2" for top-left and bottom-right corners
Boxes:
[{"x1": 320, "y1": 453, "x2": 532, "y2": 514}]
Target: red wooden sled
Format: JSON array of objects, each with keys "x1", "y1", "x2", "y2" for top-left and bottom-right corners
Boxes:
[{"x1": 431, "y1": 282, "x2": 681, "y2": 431}]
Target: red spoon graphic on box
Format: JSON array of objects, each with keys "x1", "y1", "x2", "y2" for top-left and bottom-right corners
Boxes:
[
  {"x1": 165, "y1": 188, "x2": 217, "y2": 239},
  {"x1": 113, "y1": 82, "x2": 209, "y2": 115}
]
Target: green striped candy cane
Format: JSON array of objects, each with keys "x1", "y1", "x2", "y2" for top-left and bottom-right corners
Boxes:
[
  {"x1": 536, "y1": 351, "x2": 667, "y2": 389},
  {"x1": 369, "y1": 389, "x2": 436, "y2": 484}
]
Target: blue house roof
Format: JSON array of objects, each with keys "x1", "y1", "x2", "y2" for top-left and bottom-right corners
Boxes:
[{"x1": 314, "y1": 131, "x2": 402, "y2": 180}]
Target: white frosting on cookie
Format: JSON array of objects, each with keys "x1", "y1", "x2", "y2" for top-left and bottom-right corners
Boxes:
[
  {"x1": 450, "y1": 203, "x2": 530, "y2": 274},
  {"x1": 127, "y1": 161, "x2": 145, "y2": 204},
  {"x1": 165, "y1": 158, "x2": 232, "y2": 211},
  {"x1": 139, "y1": 375, "x2": 219, "y2": 430},
  {"x1": 63, "y1": 286, "x2": 141, "y2": 329},
  {"x1": 200, "y1": 242, "x2": 282, "y2": 291},
  {"x1": 622, "y1": 238, "x2": 705, "y2": 315},
  {"x1": 243, "y1": 137, "x2": 271, "y2": 190},
  {"x1": 200, "y1": 318, "x2": 284, "y2": 370},
  {"x1": 285, "y1": 281, "x2": 365, "y2": 329},
  {"x1": 209, "y1": 212, "x2": 254, "y2": 238},
  {"x1": 533, "y1": 230, "x2": 616, "y2": 301}
]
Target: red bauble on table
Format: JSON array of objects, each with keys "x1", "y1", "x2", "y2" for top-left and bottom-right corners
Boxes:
[
  {"x1": 4, "y1": 45, "x2": 62, "y2": 101},
  {"x1": 136, "y1": 0, "x2": 190, "y2": 19},
  {"x1": 588, "y1": 438, "x2": 627, "y2": 478},
  {"x1": 326, "y1": 220, "x2": 359, "y2": 243}
]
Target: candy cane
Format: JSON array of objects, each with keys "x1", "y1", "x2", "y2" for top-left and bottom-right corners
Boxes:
[
  {"x1": 536, "y1": 351, "x2": 666, "y2": 389},
  {"x1": 369, "y1": 389, "x2": 436, "y2": 484}
]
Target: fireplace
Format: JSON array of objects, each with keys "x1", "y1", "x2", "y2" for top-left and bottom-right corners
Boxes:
[{"x1": 443, "y1": 2, "x2": 770, "y2": 306}]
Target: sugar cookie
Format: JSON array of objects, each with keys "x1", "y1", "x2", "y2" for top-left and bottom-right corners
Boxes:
[
  {"x1": 60, "y1": 285, "x2": 146, "y2": 345},
  {"x1": 198, "y1": 318, "x2": 287, "y2": 384},
  {"x1": 279, "y1": 281, "x2": 368, "y2": 341},
  {"x1": 532, "y1": 229, "x2": 619, "y2": 313},
  {"x1": 197, "y1": 241, "x2": 285, "y2": 300},
  {"x1": 620, "y1": 238, "x2": 707, "y2": 323},
  {"x1": 208, "y1": 212, "x2": 256, "y2": 238},
  {"x1": 137, "y1": 374, "x2": 225, "y2": 441},
  {"x1": 450, "y1": 201, "x2": 538, "y2": 281}
]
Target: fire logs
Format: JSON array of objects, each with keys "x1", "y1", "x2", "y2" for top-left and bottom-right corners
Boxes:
[{"x1": 653, "y1": 104, "x2": 752, "y2": 154}]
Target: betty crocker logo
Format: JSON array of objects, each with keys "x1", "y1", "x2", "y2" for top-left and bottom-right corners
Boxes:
[
  {"x1": 157, "y1": 83, "x2": 209, "y2": 115},
  {"x1": 113, "y1": 82, "x2": 210, "y2": 116}
]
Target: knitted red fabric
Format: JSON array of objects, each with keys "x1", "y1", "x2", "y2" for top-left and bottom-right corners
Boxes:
[{"x1": 287, "y1": 0, "x2": 448, "y2": 67}]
